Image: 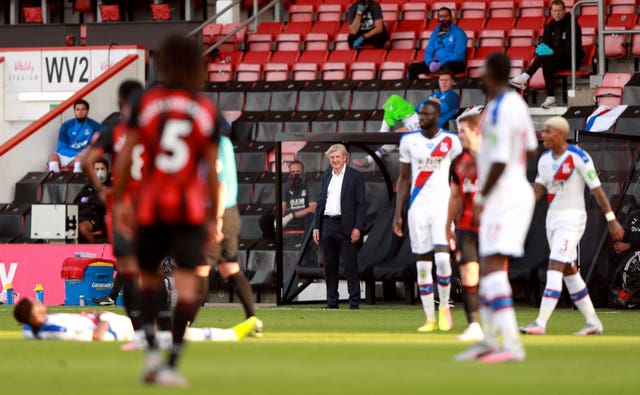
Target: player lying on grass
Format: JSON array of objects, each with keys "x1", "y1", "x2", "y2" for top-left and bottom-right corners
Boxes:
[
  {"x1": 520, "y1": 116, "x2": 625, "y2": 336},
  {"x1": 13, "y1": 297, "x2": 257, "y2": 343}
]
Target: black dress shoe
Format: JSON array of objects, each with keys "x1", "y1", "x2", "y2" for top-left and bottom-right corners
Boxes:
[{"x1": 324, "y1": 304, "x2": 339, "y2": 310}]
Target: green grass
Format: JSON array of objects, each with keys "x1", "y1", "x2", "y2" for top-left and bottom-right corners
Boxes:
[{"x1": 1, "y1": 304, "x2": 639, "y2": 394}]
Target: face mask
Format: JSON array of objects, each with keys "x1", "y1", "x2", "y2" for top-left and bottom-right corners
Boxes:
[
  {"x1": 290, "y1": 173, "x2": 303, "y2": 185},
  {"x1": 96, "y1": 169, "x2": 107, "y2": 183},
  {"x1": 440, "y1": 19, "x2": 451, "y2": 29}
]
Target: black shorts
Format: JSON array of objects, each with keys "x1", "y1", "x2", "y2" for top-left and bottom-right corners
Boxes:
[
  {"x1": 205, "y1": 206, "x2": 240, "y2": 265},
  {"x1": 136, "y1": 224, "x2": 206, "y2": 272},
  {"x1": 111, "y1": 211, "x2": 134, "y2": 258},
  {"x1": 456, "y1": 230, "x2": 479, "y2": 265}
]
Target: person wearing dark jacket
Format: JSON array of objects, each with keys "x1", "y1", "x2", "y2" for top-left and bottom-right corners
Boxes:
[
  {"x1": 509, "y1": 0, "x2": 583, "y2": 109},
  {"x1": 74, "y1": 157, "x2": 109, "y2": 243},
  {"x1": 347, "y1": 0, "x2": 388, "y2": 49}
]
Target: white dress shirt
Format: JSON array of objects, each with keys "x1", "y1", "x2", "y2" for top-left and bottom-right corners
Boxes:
[{"x1": 324, "y1": 166, "x2": 346, "y2": 216}]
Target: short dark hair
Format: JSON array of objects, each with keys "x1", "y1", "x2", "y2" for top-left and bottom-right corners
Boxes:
[
  {"x1": 288, "y1": 160, "x2": 304, "y2": 171},
  {"x1": 485, "y1": 52, "x2": 511, "y2": 84},
  {"x1": 74, "y1": 99, "x2": 89, "y2": 110},
  {"x1": 13, "y1": 298, "x2": 34, "y2": 325},
  {"x1": 438, "y1": 7, "x2": 452, "y2": 16},
  {"x1": 155, "y1": 34, "x2": 204, "y2": 91},
  {"x1": 118, "y1": 80, "x2": 143, "y2": 102},
  {"x1": 439, "y1": 65, "x2": 455, "y2": 79},
  {"x1": 94, "y1": 157, "x2": 109, "y2": 171},
  {"x1": 550, "y1": 0, "x2": 566, "y2": 9},
  {"x1": 421, "y1": 100, "x2": 441, "y2": 114}
]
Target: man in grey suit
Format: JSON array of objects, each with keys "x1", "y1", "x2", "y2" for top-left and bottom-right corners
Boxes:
[{"x1": 312, "y1": 144, "x2": 366, "y2": 309}]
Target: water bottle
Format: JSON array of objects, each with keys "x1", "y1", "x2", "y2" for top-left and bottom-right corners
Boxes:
[
  {"x1": 6, "y1": 284, "x2": 14, "y2": 305},
  {"x1": 34, "y1": 284, "x2": 44, "y2": 303},
  {"x1": 79, "y1": 295, "x2": 85, "y2": 306}
]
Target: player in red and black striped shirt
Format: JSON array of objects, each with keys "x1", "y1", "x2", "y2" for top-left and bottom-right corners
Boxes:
[
  {"x1": 446, "y1": 106, "x2": 484, "y2": 342},
  {"x1": 114, "y1": 35, "x2": 221, "y2": 388}
]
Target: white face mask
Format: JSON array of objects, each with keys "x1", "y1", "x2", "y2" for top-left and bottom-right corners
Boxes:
[{"x1": 96, "y1": 169, "x2": 107, "y2": 183}]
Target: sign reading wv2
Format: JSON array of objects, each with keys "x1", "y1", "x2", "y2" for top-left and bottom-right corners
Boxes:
[
  {"x1": 42, "y1": 52, "x2": 92, "y2": 91},
  {"x1": 45, "y1": 56, "x2": 90, "y2": 85}
]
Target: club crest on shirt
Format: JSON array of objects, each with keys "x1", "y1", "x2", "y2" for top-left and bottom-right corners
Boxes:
[{"x1": 561, "y1": 163, "x2": 572, "y2": 174}]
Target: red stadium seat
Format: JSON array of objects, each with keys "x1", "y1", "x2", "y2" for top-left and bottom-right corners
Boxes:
[
  {"x1": 328, "y1": 49, "x2": 357, "y2": 63},
  {"x1": 594, "y1": 87, "x2": 624, "y2": 106},
  {"x1": 304, "y1": 33, "x2": 330, "y2": 51},
  {"x1": 203, "y1": 23, "x2": 223, "y2": 46},
  {"x1": 380, "y1": 61, "x2": 407, "y2": 80},
  {"x1": 334, "y1": 33, "x2": 350, "y2": 50},
  {"x1": 515, "y1": 16, "x2": 545, "y2": 30},
  {"x1": 208, "y1": 63, "x2": 233, "y2": 82},
  {"x1": 607, "y1": 14, "x2": 639, "y2": 30},
  {"x1": 396, "y1": 20, "x2": 427, "y2": 36},
  {"x1": 214, "y1": 24, "x2": 248, "y2": 52},
  {"x1": 485, "y1": 1, "x2": 515, "y2": 30},
  {"x1": 555, "y1": 44, "x2": 596, "y2": 78},
  {"x1": 602, "y1": 72, "x2": 633, "y2": 88},
  {"x1": 275, "y1": 33, "x2": 302, "y2": 51},
  {"x1": 309, "y1": 21, "x2": 341, "y2": 40},
  {"x1": 150, "y1": 3, "x2": 171, "y2": 20},
  {"x1": 22, "y1": 7, "x2": 43, "y2": 23},
  {"x1": 381, "y1": 3, "x2": 399, "y2": 22},
  {"x1": 264, "y1": 63, "x2": 290, "y2": 81},
  {"x1": 246, "y1": 33, "x2": 273, "y2": 51},
  {"x1": 299, "y1": 50, "x2": 329, "y2": 63},
  {"x1": 386, "y1": 49, "x2": 416, "y2": 63},
  {"x1": 211, "y1": 51, "x2": 242, "y2": 65},
  {"x1": 467, "y1": 59, "x2": 486, "y2": 78},
  {"x1": 257, "y1": 22, "x2": 284, "y2": 36},
  {"x1": 608, "y1": 0, "x2": 638, "y2": 28},
  {"x1": 321, "y1": 62, "x2": 348, "y2": 80},
  {"x1": 283, "y1": 21, "x2": 312, "y2": 36},
  {"x1": 236, "y1": 63, "x2": 262, "y2": 81},
  {"x1": 292, "y1": 63, "x2": 319, "y2": 81},
  {"x1": 457, "y1": 1, "x2": 487, "y2": 33},
  {"x1": 582, "y1": 26, "x2": 597, "y2": 46},
  {"x1": 466, "y1": 30, "x2": 476, "y2": 47},
  {"x1": 243, "y1": 51, "x2": 271, "y2": 64},
  {"x1": 289, "y1": 4, "x2": 314, "y2": 22},
  {"x1": 418, "y1": 30, "x2": 432, "y2": 49},
  {"x1": 350, "y1": 62, "x2": 378, "y2": 80},
  {"x1": 578, "y1": 3, "x2": 598, "y2": 30},
  {"x1": 357, "y1": 49, "x2": 387, "y2": 63},
  {"x1": 100, "y1": 5, "x2": 120, "y2": 21},
  {"x1": 270, "y1": 51, "x2": 300, "y2": 64},
  {"x1": 506, "y1": 47, "x2": 534, "y2": 66},
  {"x1": 475, "y1": 30, "x2": 506, "y2": 59},
  {"x1": 507, "y1": 29, "x2": 536, "y2": 47},
  {"x1": 324, "y1": 0, "x2": 352, "y2": 7},
  {"x1": 317, "y1": 4, "x2": 343, "y2": 22},
  {"x1": 518, "y1": 0, "x2": 545, "y2": 17},
  {"x1": 390, "y1": 31, "x2": 417, "y2": 49},
  {"x1": 509, "y1": 58, "x2": 525, "y2": 78},
  {"x1": 401, "y1": 3, "x2": 427, "y2": 20},
  {"x1": 631, "y1": 27, "x2": 640, "y2": 68},
  {"x1": 604, "y1": 27, "x2": 628, "y2": 59},
  {"x1": 458, "y1": 18, "x2": 486, "y2": 34}
]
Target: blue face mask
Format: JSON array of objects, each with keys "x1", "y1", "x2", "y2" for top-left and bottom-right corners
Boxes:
[{"x1": 290, "y1": 173, "x2": 304, "y2": 185}]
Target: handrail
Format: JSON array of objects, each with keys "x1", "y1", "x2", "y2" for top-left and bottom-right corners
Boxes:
[
  {"x1": 570, "y1": 0, "x2": 597, "y2": 95},
  {"x1": 187, "y1": 0, "x2": 243, "y2": 37},
  {"x1": 0, "y1": 54, "x2": 139, "y2": 157},
  {"x1": 202, "y1": 0, "x2": 281, "y2": 57}
]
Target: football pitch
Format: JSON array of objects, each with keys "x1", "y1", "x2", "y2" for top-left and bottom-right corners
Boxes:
[{"x1": 1, "y1": 304, "x2": 639, "y2": 395}]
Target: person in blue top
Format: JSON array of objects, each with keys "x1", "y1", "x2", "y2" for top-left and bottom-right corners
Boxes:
[
  {"x1": 408, "y1": 7, "x2": 467, "y2": 79},
  {"x1": 197, "y1": 134, "x2": 263, "y2": 337},
  {"x1": 415, "y1": 67, "x2": 460, "y2": 129},
  {"x1": 48, "y1": 99, "x2": 102, "y2": 173}
]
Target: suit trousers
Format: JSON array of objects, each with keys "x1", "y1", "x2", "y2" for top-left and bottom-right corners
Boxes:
[{"x1": 321, "y1": 219, "x2": 360, "y2": 307}]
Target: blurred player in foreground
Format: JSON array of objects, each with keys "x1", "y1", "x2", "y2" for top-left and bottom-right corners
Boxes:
[
  {"x1": 446, "y1": 106, "x2": 485, "y2": 342},
  {"x1": 394, "y1": 101, "x2": 462, "y2": 332},
  {"x1": 13, "y1": 297, "x2": 255, "y2": 342},
  {"x1": 520, "y1": 116, "x2": 624, "y2": 335},
  {"x1": 455, "y1": 53, "x2": 538, "y2": 363},
  {"x1": 114, "y1": 34, "x2": 250, "y2": 387}
]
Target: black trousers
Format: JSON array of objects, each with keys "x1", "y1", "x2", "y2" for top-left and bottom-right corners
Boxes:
[
  {"x1": 348, "y1": 30, "x2": 388, "y2": 49},
  {"x1": 321, "y1": 219, "x2": 360, "y2": 307},
  {"x1": 408, "y1": 61, "x2": 467, "y2": 80},
  {"x1": 525, "y1": 54, "x2": 580, "y2": 96}
]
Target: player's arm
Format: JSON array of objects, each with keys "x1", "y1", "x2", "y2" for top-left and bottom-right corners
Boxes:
[
  {"x1": 348, "y1": 6, "x2": 361, "y2": 35},
  {"x1": 446, "y1": 181, "x2": 462, "y2": 250},
  {"x1": 93, "y1": 321, "x2": 109, "y2": 341},
  {"x1": 534, "y1": 183, "x2": 546, "y2": 203},
  {"x1": 206, "y1": 140, "x2": 221, "y2": 223},
  {"x1": 394, "y1": 162, "x2": 411, "y2": 237},
  {"x1": 479, "y1": 163, "x2": 506, "y2": 200},
  {"x1": 592, "y1": 186, "x2": 625, "y2": 241},
  {"x1": 113, "y1": 129, "x2": 137, "y2": 204}
]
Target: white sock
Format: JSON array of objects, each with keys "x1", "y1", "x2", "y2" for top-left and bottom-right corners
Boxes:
[
  {"x1": 184, "y1": 327, "x2": 237, "y2": 342},
  {"x1": 522, "y1": 72, "x2": 530, "y2": 80},
  {"x1": 416, "y1": 261, "x2": 435, "y2": 322},
  {"x1": 478, "y1": 279, "x2": 498, "y2": 346},
  {"x1": 564, "y1": 273, "x2": 599, "y2": 324},
  {"x1": 49, "y1": 161, "x2": 60, "y2": 172},
  {"x1": 73, "y1": 161, "x2": 82, "y2": 173},
  {"x1": 379, "y1": 120, "x2": 391, "y2": 133},
  {"x1": 536, "y1": 270, "x2": 564, "y2": 327},
  {"x1": 435, "y1": 252, "x2": 452, "y2": 309},
  {"x1": 483, "y1": 271, "x2": 521, "y2": 350}
]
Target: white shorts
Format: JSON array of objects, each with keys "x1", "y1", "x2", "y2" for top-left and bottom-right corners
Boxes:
[
  {"x1": 479, "y1": 187, "x2": 534, "y2": 258},
  {"x1": 99, "y1": 312, "x2": 134, "y2": 341},
  {"x1": 408, "y1": 204, "x2": 448, "y2": 254},
  {"x1": 57, "y1": 154, "x2": 76, "y2": 167},
  {"x1": 403, "y1": 113, "x2": 420, "y2": 131},
  {"x1": 546, "y1": 210, "x2": 586, "y2": 264}
]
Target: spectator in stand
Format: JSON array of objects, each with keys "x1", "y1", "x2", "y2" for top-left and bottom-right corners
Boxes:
[
  {"x1": 408, "y1": 7, "x2": 467, "y2": 79},
  {"x1": 260, "y1": 160, "x2": 318, "y2": 238},
  {"x1": 509, "y1": 0, "x2": 583, "y2": 109},
  {"x1": 48, "y1": 99, "x2": 102, "y2": 173},
  {"x1": 347, "y1": 0, "x2": 388, "y2": 49},
  {"x1": 74, "y1": 157, "x2": 110, "y2": 243},
  {"x1": 355, "y1": 68, "x2": 460, "y2": 169}
]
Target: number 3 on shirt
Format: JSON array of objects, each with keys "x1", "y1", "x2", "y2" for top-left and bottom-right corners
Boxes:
[{"x1": 156, "y1": 119, "x2": 192, "y2": 173}]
